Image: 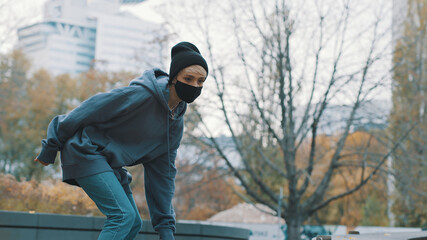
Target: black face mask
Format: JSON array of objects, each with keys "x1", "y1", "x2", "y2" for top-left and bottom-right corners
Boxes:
[{"x1": 174, "y1": 80, "x2": 203, "y2": 103}]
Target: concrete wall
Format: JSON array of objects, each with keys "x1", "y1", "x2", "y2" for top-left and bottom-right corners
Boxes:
[{"x1": 0, "y1": 210, "x2": 250, "y2": 240}]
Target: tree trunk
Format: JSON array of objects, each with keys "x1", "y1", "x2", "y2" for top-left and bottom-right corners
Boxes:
[{"x1": 286, "y1": 214, "x2": 302, "y2": 240}]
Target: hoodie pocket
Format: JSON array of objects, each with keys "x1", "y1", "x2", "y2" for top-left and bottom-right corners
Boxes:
[
  {"x1": 99, "y1": 142, "x2": 134, "y2": 167},
  {"x1": 61, "y1": 132, "x2": 104, "y2": 166}
]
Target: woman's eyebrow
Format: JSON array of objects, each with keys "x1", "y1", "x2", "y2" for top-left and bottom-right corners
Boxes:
[
  {"x1": 183, "y1": 73, "x2": 206, "y2": 80},
  {"x1": 184, "y1": 74, "x2": 204, "y2": 77}
]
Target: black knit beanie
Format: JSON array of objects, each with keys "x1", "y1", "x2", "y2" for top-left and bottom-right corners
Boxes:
[{"x1": 169, "y1": 42, "x2": 208, "y2": 83}]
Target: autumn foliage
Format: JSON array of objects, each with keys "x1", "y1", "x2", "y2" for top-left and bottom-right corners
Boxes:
[
  {"x1": 174, "y1": 170, "x2": 242, "y2": 220},
  {"x1": 173, "y1": 144, "x2": 243, "y2": 220},
  {"x1": 389, "y1": 0, "x2": 427, "y2": 228},
  {"x1": 0, "y1": 173, "x2": 100, "y2": 216},
  {"x1": 315, "y1": 132, "x2": 389, "y2": 227}
]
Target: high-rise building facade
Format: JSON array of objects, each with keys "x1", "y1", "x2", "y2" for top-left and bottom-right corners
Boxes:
[{"x1": 17, "y1": 0, "x2": 167, "y2": 75}]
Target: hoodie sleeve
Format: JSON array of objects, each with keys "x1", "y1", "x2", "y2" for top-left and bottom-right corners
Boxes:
[
  {"x1": 143, "y1": 150, "x2": 177, "y2": 239},
  {"x1": 37, "y1": 87, "x2": 141, "y2": 164}
]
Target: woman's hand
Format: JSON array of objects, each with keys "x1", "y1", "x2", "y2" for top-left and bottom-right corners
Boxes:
[{"x1": 34, "y1": 158, "x2": 50, "y2": 166}]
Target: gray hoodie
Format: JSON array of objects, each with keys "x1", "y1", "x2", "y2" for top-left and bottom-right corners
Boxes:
[{"x1": 37, "y1": 68, "x2": 185, "y2": 237}]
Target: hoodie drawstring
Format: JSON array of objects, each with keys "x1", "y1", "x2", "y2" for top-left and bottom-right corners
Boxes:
[{"x1": 167, "y1": 111, "x2": 171, "y2": 177}]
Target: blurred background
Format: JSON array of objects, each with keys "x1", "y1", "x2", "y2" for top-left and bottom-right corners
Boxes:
[{"x1": 0, "y1": 0, "x2": 425, "y2": 239}]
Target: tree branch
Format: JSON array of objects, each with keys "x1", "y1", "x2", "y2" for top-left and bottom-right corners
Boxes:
[{"x1": 308, "y1": 123, "x2": 416, "y2": 215}]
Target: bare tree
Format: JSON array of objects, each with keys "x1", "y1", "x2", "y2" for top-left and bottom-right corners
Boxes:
[
  {"x1": 0, "y1": 1, "x2": 40, "y2": 53},
  {"x1": 133, "y1": 28, "x2": 172, "y2": 72},
  {"x1": 160, "y1": 0, "x2": 416, "y2": 238}
]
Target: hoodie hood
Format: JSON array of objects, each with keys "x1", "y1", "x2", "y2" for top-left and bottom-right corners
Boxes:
[{"x1": 129, "y1": 68, "x2": 186, "y2": 120}]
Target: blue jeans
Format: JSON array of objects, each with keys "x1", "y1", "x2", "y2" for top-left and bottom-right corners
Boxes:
[{"x1": 76, "y1": 171, "x2": 143, "y2": 240}]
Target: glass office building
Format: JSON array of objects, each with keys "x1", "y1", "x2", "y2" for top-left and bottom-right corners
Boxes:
[{"x1": 17, "y1": 0, "x2": 166, "y2": 75}]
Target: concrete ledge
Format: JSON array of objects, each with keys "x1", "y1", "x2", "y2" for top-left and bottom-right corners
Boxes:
[
  {"x1": 315, "y1": 231, "x2": 427, "y2": 240},
  {"x1": 0, "y1": 210, "x2": 250, "y2": 240}
]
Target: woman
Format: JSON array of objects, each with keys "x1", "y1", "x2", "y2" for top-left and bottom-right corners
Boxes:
[{"x1": 34, "y1": 41, "x2": 208, "y2": 240}]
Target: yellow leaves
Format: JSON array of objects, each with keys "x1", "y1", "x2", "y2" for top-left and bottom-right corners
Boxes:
[
  {"x1": 10, "y1": 50, "x2": 31, "y2": 73},
  {"x1": 309, "y1": 131, "x2": 389, "y2": 227},
  {"x1": 174, "y1": 170, "x2": 243, "y2": 220},
  {"x1": 27, "y1": 69, "x2": 56, "y2": 113},
  {"x1": 0, "y1": 173, "x2": 100, "y2": 216},
  {"x1": 184, "y1": 206, "x2": 218, "y2": 220},
  {"x1": 76, "y1": 70, "x2": 137, "y2": 102}
]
